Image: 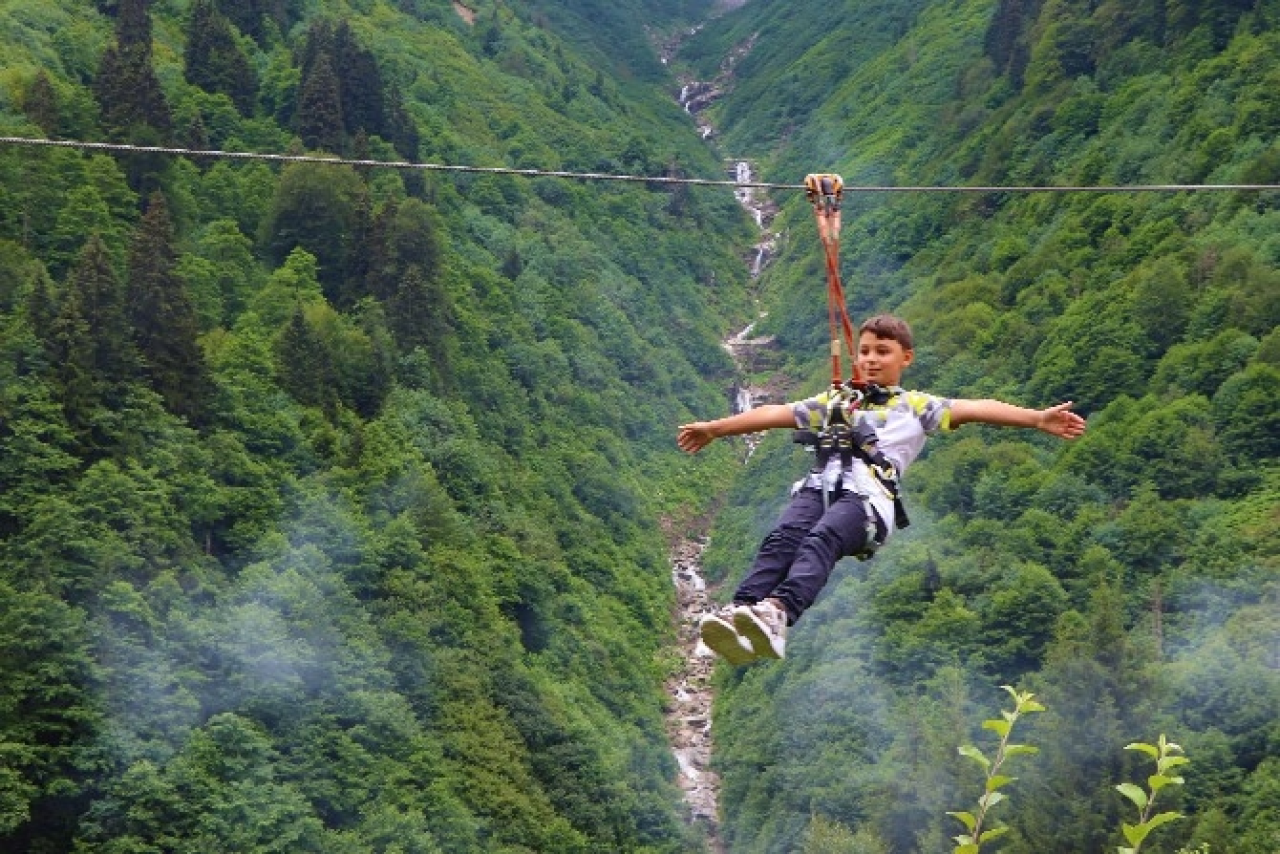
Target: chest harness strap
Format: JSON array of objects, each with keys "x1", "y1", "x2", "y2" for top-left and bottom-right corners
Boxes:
[{"x1": 793, "y1": 381, "x2": 911, "y2": 531}]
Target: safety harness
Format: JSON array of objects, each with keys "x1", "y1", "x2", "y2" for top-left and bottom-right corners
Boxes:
[
  {"x1": 797, "y1": 173, "x2": 910, "y2": 533},
  {"x1": 792, "y1": 382, "x2": 910, "y2": 530}
]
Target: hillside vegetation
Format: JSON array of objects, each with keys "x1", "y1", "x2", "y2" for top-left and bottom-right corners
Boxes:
[
  {"x1": 0, "y1": 1, "x2": 754, "y2": 851},
  {"x1": 674, "y1": 0, "x2": 1280, "y2": 852},
  {"x1": 0, "y1": 0, "x2": 1277, "y2": 853}
]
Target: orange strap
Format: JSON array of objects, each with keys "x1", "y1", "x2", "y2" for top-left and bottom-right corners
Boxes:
[{"x1": 807, "y1": 173, "x2": 859, "y2": 386}]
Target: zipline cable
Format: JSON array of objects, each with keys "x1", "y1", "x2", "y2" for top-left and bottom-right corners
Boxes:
[{"x1": 5, "y1": 135, "x2": 1280, "y2": 194}]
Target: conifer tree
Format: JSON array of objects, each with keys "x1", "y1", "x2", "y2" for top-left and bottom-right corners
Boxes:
[
  {"x1": 275, "y1": 307, "x2": 335, "y2": 411},
  {"x1": 333, "y1": 20, "x2": 385, "y2": 138},
  {"x1": 389, "y1": 264, "x2": 453, "y2": 391},
  {"x1": 184, "y1": 0, "x2": 258, "y2": 115},
  {"x1": 93, "y1": 0, "x2": 172, "y2": 139},
  {"x1": 370, "y1": 197, "x2": 442, "y2": 302},
  {"x1": 125, "y1": 193, "x2": 211, "y2": 424},
  {"x1": 23, "y1": 71, "x2": 59, "y2": 137},
  {"x1": 221, "y1": 0, "x2": 291, "y2": 45},
  {"x1": 388, "y1": 265, "x2": 436, "y2": 354},
  {"x1": 67, "y1": 234, "x2": 140, "y2": 398},
  {"x1": 385, "y1": 84, "x2": 421, "y2": 162},
  {"x1": 294, "y1": 51, "x2": 345, "y2": 152},
  {"x1": 23, "y1": 273, "x2": 59, "y2": 356},
  {"x1": 46, "y1": 280, "x2": 97, "y2": 439}
]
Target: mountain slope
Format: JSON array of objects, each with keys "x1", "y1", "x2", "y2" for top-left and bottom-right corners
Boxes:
[
  {"x1": 677, "y1": 0, "x2": 1280, "y2": 851},
  {"x1": 0, "y1": 1, "x2": 755, "y2": 851}
]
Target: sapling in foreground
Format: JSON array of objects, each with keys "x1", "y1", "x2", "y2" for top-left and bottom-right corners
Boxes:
[
  {"x1": 947, "y1": 685, "x2": 1045, "y2": 854},
  {"x1": 1115, "y1": 734, "x2": 1189, "y2": 854}
]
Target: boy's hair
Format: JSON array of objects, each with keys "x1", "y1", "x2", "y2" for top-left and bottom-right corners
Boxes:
[{"x1": 860, "y1": 314, "x2": 913, "y2": 351}]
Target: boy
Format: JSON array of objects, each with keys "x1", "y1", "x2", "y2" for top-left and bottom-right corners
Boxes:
[{"x1": 676, "y1": 314, "x2": 1086, "y2": 664}]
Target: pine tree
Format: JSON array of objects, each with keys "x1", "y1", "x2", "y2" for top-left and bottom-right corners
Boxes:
[
  {"x1": 275, "y1": 307, "x2": 335, "y2": 410},
  {"x1": 23, "y1": 273, "x2": 59, "y2": 357},
  {"x1": 184, "y1": 0, "x2": 258, "y2": 115},
  {"x1": 294, "y1": 51, "x2": 345, "y2": 152},
  {"x1": 23, "y1": 71, "x2": 59, "y2": 137},
  {"x1": 364, "y1": 197, "x2": 398, "y2": 302},
  {"x1": 385, "y1": 84, "x2": 421, "y2": 162},
  {"x1": 333, "y1": 20, "x2": 385, "y2": 138},
  {"x1": 93, "y1": 0, "x2": 172, "y2": 139},
  {"x1": 46, "y1": 279, "x2": 97, "y2": 438},
  {"x1": 389, "y1": 264, "x2": 452, "y2": 390},
  {"x1": 125, "y1": 193, "x2": 211, "y2": 424},
  {"x1": 67, "y1": 234, "x2": 140, "y2": 398}
]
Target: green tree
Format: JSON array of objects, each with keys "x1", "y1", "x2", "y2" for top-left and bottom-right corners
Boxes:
[
  {"x1": 126, "y1": 193, "x2": 211, "y2": 424},
  {"x1": 981, "y1": 562, "x2": 1069, "y2": 676},
  {"x1": 22, "y1": 71, "x2": 59, "y2": 136},
  {"x1": 93, "y1": 0, "x2": 172, "y2": 139},
  {"x1": 44, "y1": 274, "x2": 98, "y2": 439},
  {"x1": 67, "y1": 233, "x2": 140, "y2": 397},
  {"x1": 274, "y1": 306, "x2": 335, "y2": 411},
  {"x1": 184, "y1": 0, "x2": 257, "y2": 115},
  {"x1": 332, "y1": 20, "x2": 386, "y2": 139},
  {"x1": 1212, "y1": 364, "x2": 1280, "y2": 461},
  {"x1": 0, "y1": 584, "x2": 98, "y2": 843},
  {"x1": 294, "y1": 50, "x2": 344, "y2": 153},
  {"x1": 261, "y1": 162, "x2": 365, "y2": 302}
]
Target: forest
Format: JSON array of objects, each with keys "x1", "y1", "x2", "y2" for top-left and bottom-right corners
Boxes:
[
  {"x1": 678, "y1": 0, "x2": 1279, "y2": 852},
  {"x1": 0, "y1": 0, "x2": 1276, "y2": 853}
]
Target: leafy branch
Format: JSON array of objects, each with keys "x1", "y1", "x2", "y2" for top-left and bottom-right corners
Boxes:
[
  {"x1": 1115, "y1": 734, "x2": 1189, "y2": 854},
  {"x1": 947, "y1": 685, "x2": 1045, "y2": 854}
]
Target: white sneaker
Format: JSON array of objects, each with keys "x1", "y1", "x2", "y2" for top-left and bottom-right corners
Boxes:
[
  {"x1": 699, "y1": 606, "x2": 757, "y2": 665},
  {"x1": 734, "y1": 600, "x2": 787, "y2": 659}
]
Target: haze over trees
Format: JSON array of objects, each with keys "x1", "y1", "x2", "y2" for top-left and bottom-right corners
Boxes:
[
  {"x1": 0, "y1": 0, "x2": 1276, "y2": 853},
  {"x1": 677, "y1": 0, "x2": 1280, "y2": 851}
]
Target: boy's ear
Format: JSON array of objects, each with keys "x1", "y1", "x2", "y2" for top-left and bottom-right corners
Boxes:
[{"x1": 902, "y1": 347, "x2": 914, "y2": 368}]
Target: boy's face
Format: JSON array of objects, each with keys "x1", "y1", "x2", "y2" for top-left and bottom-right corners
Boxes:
[{"x1": 857, "y1": 331, "x2": 913, "y2": 386}]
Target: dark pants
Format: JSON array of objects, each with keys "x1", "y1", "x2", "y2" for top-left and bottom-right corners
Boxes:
[{"x1": 733, "y1": 487, "x2": 881, "y2": 624}]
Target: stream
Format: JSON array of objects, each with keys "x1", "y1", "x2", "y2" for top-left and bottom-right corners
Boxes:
[{"x1": 662, "y1": 71, "x2": 779, "y2": 849}]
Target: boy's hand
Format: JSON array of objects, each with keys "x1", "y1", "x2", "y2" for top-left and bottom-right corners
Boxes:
[
  {"x1": 1038, "y1": 402, "x2": 1086, "y2": 439},
  {"x1": 677, "y1": 422, "x2": 716, "y2": 454}
]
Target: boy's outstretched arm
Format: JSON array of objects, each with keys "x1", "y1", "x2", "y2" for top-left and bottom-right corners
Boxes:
[
  {"x1": 950, "y1": 399, "x2": 1086, "y2": 439},
  {"x1": 678, "y1": 404, "x2": 796, "y2": 454}
]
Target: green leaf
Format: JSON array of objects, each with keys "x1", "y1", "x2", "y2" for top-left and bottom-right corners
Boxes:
[
  {"x1": 1159, "y1": 756, "x2": 1190, "y2": 771},
  {"x1": 1022, "y1": 699, "x2": 1046, "y2": 713},
  {"x1": 955, "y1": 843, "x2": 980, "y2": 854},
  {"x1": 1123, "y1": 821, "x2": 1150, "y2": 847},
  {"x1": 953, "y1": 833, "x2": 974, "y2": 845},
  {"x1": 1116, "y1": 783, "x2": 1148, "y2": 810},
  {"x1": 986, "y1": 774, "x2": 1016, "y2": 792},
  {"x1": 947, "y1": 811, "x2": 977, "y2": 832},
  {"x1": 980, "y1": 826, "x2": 1010, "y2": 843},
  {"x1": 978, "y1": 791, "x2": 1006, "y2": 810},
  {"x1": 1004, "y1": 744, "x2": 1039, "y2": 757},
  {"x1": 1125, "y1": 742, "x2": 1160, "y2": 759},
  {"x1": 1119, "y1": 847, "x2": 1136, "y2": 854},
  {"x1": 983, "y1": 718, "x2": 1011, "y2": 738},
  {"x1": 959, "y1": 744, "x2": 991, "y2": 771},
  {"x1": 1145, "y1": 811, "x2": 1185, "y2": 832}
]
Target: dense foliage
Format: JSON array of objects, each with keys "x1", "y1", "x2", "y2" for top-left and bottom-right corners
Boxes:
[
  {"x1": 0, "y1": 1, "x2": 752, "y2": 851},
  {"x1": 2, "y1": 0, "x2": 1278, "y2": 852},
  {"x1": 675, "y1": 1, "x2": 1280, "y2": 852}
]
